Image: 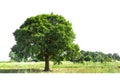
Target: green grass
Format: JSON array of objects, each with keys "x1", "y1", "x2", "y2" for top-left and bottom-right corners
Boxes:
[{"x1": 0, "y1": 61, "x2": 120, "y2": 73}]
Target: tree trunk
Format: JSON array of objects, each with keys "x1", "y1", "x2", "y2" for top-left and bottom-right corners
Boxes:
[{"x1": 44, "y1": 54, "x2": 50, "y2": 71}]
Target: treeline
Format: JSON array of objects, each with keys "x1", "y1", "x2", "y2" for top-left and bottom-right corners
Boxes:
[
  {"x1": 9, "y1": 50, "x2": 120, "y2": 63},
  {"x1": 71, "y1": 50, "x2": 120, "y2": 63}
]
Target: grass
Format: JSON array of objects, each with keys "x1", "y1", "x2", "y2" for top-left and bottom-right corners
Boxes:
[{"x1": 0, "y1": 61, "x2": 120, "y2": 73}]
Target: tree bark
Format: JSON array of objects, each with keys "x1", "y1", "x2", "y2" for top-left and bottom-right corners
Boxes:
[{"x1": 44, "y1": 53, "x2": 50, "y2": 71}]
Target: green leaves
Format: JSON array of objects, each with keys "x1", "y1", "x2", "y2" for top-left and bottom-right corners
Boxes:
[{"x1": 10, "y1": 13, "x2": 79, "y2": 64}]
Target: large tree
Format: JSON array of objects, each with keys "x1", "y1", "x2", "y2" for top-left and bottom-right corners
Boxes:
[{"x1": 11, "y1": 13, "x2": 79, "y2": 71}]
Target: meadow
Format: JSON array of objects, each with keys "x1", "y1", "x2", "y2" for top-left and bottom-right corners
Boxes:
[{"x1": 0, "y1": 61, "x2": 120, "y2": 73}]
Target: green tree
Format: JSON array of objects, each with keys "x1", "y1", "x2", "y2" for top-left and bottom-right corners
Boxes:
[
  {"x1": 112, "y1": 53, "x2": 120, "y2": 61},
  {"x1": 9, "y1": 51, "x2": 20, "y2": 62},
  {"x1": 11, "y1": 13, "x2": 78, "y2": 71},
  {"x1": 10, "y1": 44, "x2": 30, "y2": 62},
  {"x1": 96, "y1": 55, "x2": 104, "y2": 63},
  {"x1": 84, "y1": 55, "x2": 92, "y2": 61},
  {"x1": 65, "y1": 43, "x2": 80, "y2": 61}
]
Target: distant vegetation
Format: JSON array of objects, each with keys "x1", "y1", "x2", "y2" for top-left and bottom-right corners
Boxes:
[{"x1": 70, "y1": 50, "x2": 120, "y2": 63}]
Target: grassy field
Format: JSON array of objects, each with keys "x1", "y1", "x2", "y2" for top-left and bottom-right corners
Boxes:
[{"x1": 0, "y1": 61, "x2": 120, "y2": 73}]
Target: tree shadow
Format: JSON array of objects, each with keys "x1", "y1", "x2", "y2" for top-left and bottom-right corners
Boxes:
[{"x1": 0, "y1": 68, "x2": 44, "y2": 73}]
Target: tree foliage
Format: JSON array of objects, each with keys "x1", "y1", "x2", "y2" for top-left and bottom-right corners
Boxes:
[
  {"x1": 10, "y1": 13, "x2": 80, "y2": 71},
  {"x1": 76, "y1": 50, "x2": 120, "y2": 63}
]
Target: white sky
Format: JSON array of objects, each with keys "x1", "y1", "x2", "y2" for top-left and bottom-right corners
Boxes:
[{"x1": 0, "y1": 0, "x2": 120, "y2": 61}]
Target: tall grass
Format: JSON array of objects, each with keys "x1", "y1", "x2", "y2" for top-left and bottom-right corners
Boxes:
[{"x1": 0, "y1": 61, "x2": 120, "y2": 73}]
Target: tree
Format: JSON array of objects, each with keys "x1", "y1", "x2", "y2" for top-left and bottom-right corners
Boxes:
[
  {"x1": 10, "y1": 44, "x2": 29, "y2": 62},
  {"x1": 9, "y1": 51, "x2": 20, "y2": 62},
  {"x1": 11, "y1": 13, "x2": 78, "y2": 71},
  {"x1": 84, "y1": 55, "x2": 92, "y2": 61},
  {"x1": 65, "y1": 43, "x2": 80, "y2": 62},
  {"x1": 112, "y1": 53, "x2": 120, "y2": 61},
  {"x1": 95, "y1": 55, "x2": 104, "y2": 63}
]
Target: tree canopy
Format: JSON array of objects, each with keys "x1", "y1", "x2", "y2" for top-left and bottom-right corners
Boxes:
[
  {"x1": 73, "y1": 50, "x2": 120, "y2": 63},
  {"x1": 10, "y1": 13, "x2": 80, "y2": 71}
]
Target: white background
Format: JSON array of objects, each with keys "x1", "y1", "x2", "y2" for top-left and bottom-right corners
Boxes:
[
  {"x1": 0, "y1": 0, "x2": 120, "y2": 61},
  {"x1": 0, "y1": 74, "x2": 119, "y2": 82}
]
